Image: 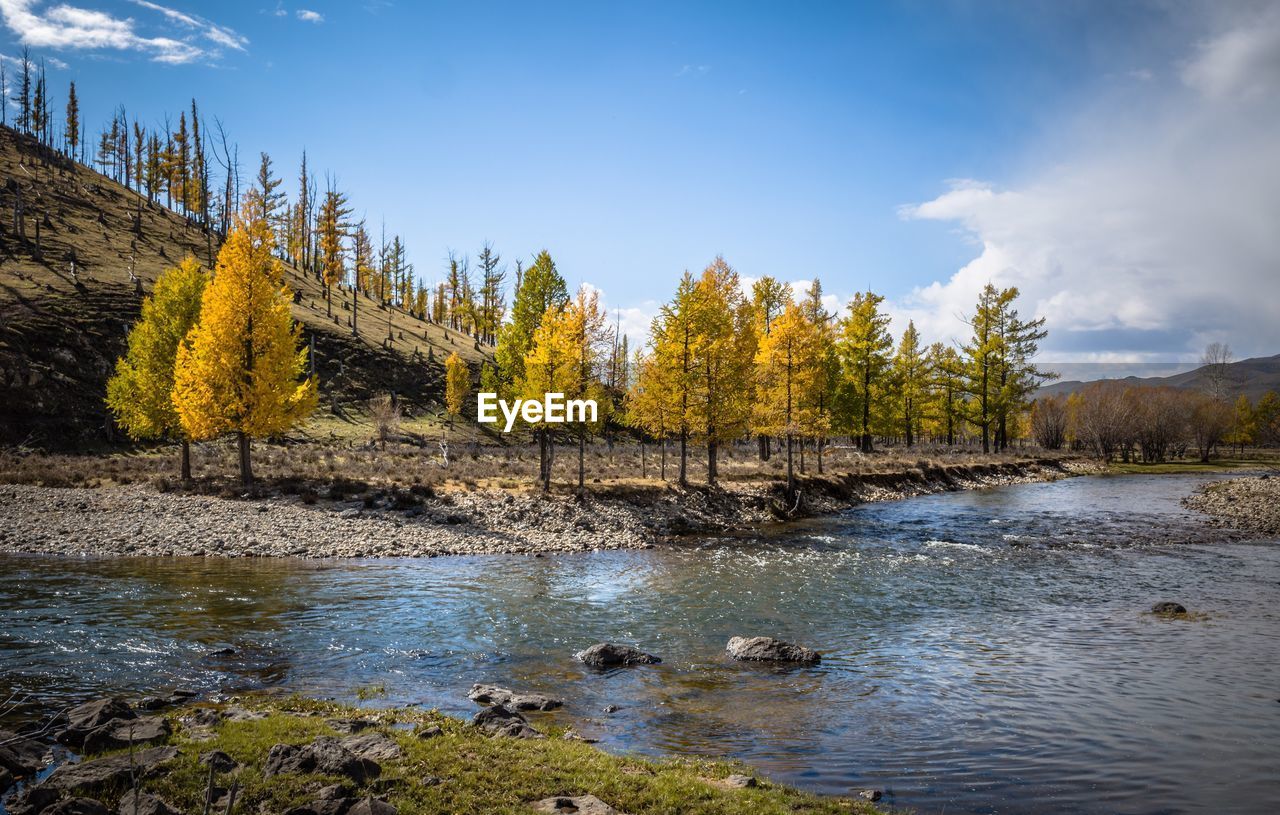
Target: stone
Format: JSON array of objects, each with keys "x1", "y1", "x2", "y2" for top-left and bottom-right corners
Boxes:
[
  {"x1": 179, "y1": 708, "x2": 222, "y2": 729},
  {"x1": 326, "y1": 718, "x2": 376, "y2": 734},
  {"x1": 415, "y1": 725, "x2": 443, "y2": 740},
  {"x1": 575, "y1": 643, "x2": 661, "y2": 668},
  {"x1": 82, "y1": 715, "x2": 170, "y2": 754},
  {"x1": 0, "y1": 728, "x2": 47, "y2": 775},
  {"x1": 42, "y1": 746, "x2": 178, "y2": 793},
  {"x1": 601, "y1": 705, "x2": 619, "y2": 714},
  {"x1": 199, "y1": 749, "x2": 238, "y2": 772},
  {"x1": 855, "y1": 788, "x2": 883, "y2": 802},
  {"x1": 1152, "y1": 601, "x2": 1187, "y2": 615},
  {"x1": 724, "y1": 774, "x2": 757, "y2": 788},
  {"x1": 58, "y1": 698, "x2": 135, "y2": 748},
  {"x1": 263, "y1": 737, "x2": 380, "y2": 784},
  {"x1": 0, "y1": 767, "x2": 13, "y2": 793},
  {"x1": 340, "y1": 732, "x2": 403, "y2": 762},
  {"x1": 44, "y1": 798, "x2": 109, "y2": 815},
  {"x1": 472, "y1": 705, "x2": 542, "y2": 739},
  {"x1": 530, "y1": 795, "x2": 628, "y2": 814},
  {"x1": 725, "y1": 636, "x2": 821, "y2": 664},
  {"x1": 468, "y1": 684, "x2": 563, "y2": 711},
  {"x1": 346, "y1": 797, "x2": 397, "y2": 815},
  {"x1": 117, "y1": 790, "x2": 182, "y2": 815}
]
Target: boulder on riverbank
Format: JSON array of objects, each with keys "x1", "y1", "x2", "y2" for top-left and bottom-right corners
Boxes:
[
  {"x1": 726, "y1": 636, "x2": 821, "y2": 664},
  {"x1": 468, "y1": 684, "x2": 563, "y2": 711},
  {"x1": 41, "y1": 746, "x2": 178, "y2": 794},
  {"x1": 56, "y1": 698, "x2": 136, "y2": 749},
  {"x1": 473, "y1": 705, "x2": 543, "y2": 739},
  {"x1": 0, "y1": 728, "x2": 48, "y2": 777},
  {"x1": 531, "y1": 795, "x2": 630, "y2": 814},
  {"x1": 264, "y1": 737, "x2": 380, "y2": 784},
  {"x1": 575, "y1": 643, "x2": 661, "y2": 668}
]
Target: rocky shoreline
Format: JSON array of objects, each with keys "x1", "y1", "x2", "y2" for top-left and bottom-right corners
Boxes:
[
  {"x1": 0, "y1": 458, "x2": 1077, "y2": 559},
  {"x1": 1182, "y1": 474, "x2": 1280, "y2": 536}
]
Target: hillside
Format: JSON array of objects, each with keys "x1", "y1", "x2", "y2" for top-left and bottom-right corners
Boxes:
[
  {"x1": 0, "y1": 126, "x2": 490, "y2": 448},
  {"x1": 1036, "y1": 353, "x2": 1280, "y2": 401}
]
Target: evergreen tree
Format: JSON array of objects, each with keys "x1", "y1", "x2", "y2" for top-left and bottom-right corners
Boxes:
[
  {"x1": 495, "y1": 250, "x2": 569, "y2": 388},
  {"x1": 445, "y1": 352, "x2": 470, "y2": 419},
  {"x1": 837, "y1": 291, "x2": 893, "y2": 452},
  {"x1": 14, "y1": 48, "x2": 31, "y2": 135},
  {"x1": 888, "y1": 320, "x2": 929, "y2": 447},
  {"x1": 64, "y1": 81, "x2": 79, "y2": 159},
  {"x1": 316, "y1": 182, "x2": 352, "y2": 317}
]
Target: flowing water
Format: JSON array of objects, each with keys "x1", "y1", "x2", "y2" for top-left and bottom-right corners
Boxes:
[{"x1": 2, "y1": 473, "x2": 1278, "y2": 814}]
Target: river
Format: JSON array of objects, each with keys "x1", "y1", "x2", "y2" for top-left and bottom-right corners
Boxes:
[{"x1": 2, "y1": 473, "x2": 1277, "y2": 814}]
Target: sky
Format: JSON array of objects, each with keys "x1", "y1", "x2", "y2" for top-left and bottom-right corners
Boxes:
[{"x1": 1, "y1": 0, "x2": 1277, "y2": 369}]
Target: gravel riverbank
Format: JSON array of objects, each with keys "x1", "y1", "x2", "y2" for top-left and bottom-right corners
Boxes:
[
  {"x1": 1182, "y1": 474, "x2": 1280, "y2": 536},
  {"x1": 0, "y1": 459, "x2": 1075, "y2": 558}
]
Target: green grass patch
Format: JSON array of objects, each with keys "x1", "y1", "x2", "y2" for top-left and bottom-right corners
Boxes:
[
  {"x1": 1106, "y1": 458, "x2": 1273, "y2": 475},
  {"x1": 97, "y1": 696, "x2": 883, "y2": 815}
]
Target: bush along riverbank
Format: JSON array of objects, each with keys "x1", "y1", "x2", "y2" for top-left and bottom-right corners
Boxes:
[
  {"x1": 0, "y1": 456, "x2": 1083, "y2": 559},
  {"x1": 1183, "y1": 474, "x2": 1280, "y2": 536},
  {"x1": 0, "y1": 690, "x2": 883, "y2": 815}
]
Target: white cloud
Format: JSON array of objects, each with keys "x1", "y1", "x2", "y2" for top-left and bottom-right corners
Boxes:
[
  {"x1": 895, "y1": 5, "x2": 1280, "y2": 362},
  {"x1": 296, "y1": 8, "x2": 322, "y2": 23},
  {"x1": 0, "y1": 0, "x2": 245, "y2": 64},
  {"x1": 582, "y1": 282, "x2": 657, "y2": 346}
]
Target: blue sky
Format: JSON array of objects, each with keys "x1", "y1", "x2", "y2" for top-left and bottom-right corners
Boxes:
[{"x1": 3, "y1": 0, "x2": 1278, "y2": 365}]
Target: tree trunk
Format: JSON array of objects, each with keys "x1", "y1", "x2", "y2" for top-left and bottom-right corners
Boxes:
[
  {"x1": 786, "y1": 433, "x2": 794, "y2": 495},
  {"x1": 180, "y1": 439, "x2": 192, "y2": 484},
  {"x1": 578, "y1": 432, "x2": 585, "y2": 494},
  {"x1": 707, "y1": 437, "x2": 717, "y2": 486},
  {"x1": 678, "y1": 429, "x2": 687, "y2": 486},
  {"x1": 237, "y1": 432, "x2": 253, "y2": 487}
]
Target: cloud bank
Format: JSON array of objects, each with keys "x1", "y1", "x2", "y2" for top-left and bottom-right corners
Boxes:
[
  {"x1": 0, "y1": 0, "x2": 246, "y2": 64},
  {"x1": 895, "y1": 3, "x2": 1280, "y2": 362}
]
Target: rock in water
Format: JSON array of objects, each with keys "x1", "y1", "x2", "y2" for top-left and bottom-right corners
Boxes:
[
  {"x1": 42, "y1": 746, "x2": 178, "y2": 793},
  {"x1": 575, "y1": 643, "x2": 661, "y2": 668},
  {"x1": 725, "y1": 636, "x2": 821, "y2": 664},
  {"x1": 0, "y1": 728, "x2": 47, "y2": 776},
  {"x1": 531, "y1": 795, "x2": 629, "y2": 814},
  {"x1": 1152, "y1": 601, "x2": 1188, "y2": 616},
  {"x1": 472, "y1": 705, "x2": 543, "y2": 739},
  {"x1": 468, "y1": 684, "x2": 563, "y2": 711}
]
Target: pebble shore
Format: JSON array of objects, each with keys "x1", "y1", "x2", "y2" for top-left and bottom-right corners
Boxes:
[
  {"x1": 0, "y1": 460, "x2": 1070, "y2": 559},
  {"x1": 1182, "y1": 474, "x2": 1280, "y2": 536}
]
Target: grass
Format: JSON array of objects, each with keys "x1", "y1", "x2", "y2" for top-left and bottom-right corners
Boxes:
[
  {"x1": 1105, "y1": 455, "x2": 1280, "y2": 475},
  {"x1": 109, "y1": 696, "x2": 883, "y2": 815}
]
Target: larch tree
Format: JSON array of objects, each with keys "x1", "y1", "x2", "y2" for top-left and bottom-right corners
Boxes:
[
  {"x1": 888, "y1": 320, "x2": 929, "y2": 447},
  {"x1": 626, "y1": 350, "x2": 678, "y2": 480},
  {"x1": 800, "y1": 279, "x2": 838, "y2": 472},
  {"x1": 64, "y1": 81, "x2": 79, "y2": 159},
  {"x1": 649, "y1": 272, "x2": 699, "y2": 485},
  {"x1": 445, "y1": 351, "x2": 470, "y2": 424},
  {"x1": 351, "y1": 219, "x2": 376, "y2": 336},
  {"x1": 837, "y1": 291, "x2": 893, "y2": 452},
  {"x1": 753, "y1": 300, "x2": 819, "y2": 495},
  {"x1": 561, "y1": 285, "x2": 610, "y2": 492},
  {"x1": 517, "y1": 303, "x2": 575, "y2": 491},
  {"x1": 927, "y1": 342, "x2": 964, "y2": 446},
  {"x1": 959, "y1": 284, "x2": 1008, "y2": 454},
  {"x1": 105, "y1": 257, "x2": 207, "y2": 483},
  {"x1": 172, "y1": 201, "x2": 318, "y2": 487},
  {"x1": 317, "y1": 182, "x2": 352, "y2": 318},
  {"x1": 495, "y1": 250, "x2": 568, "y2": 389},
  {"x1": 689, "y1": 257, "x2": 756, "y2": 485}
]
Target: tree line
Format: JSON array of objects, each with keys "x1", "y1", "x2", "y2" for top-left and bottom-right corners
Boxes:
[
  {"x1": 1037, "y1": 376, "x2": 1280, "y2": 463},
  {"x1": 7, "y1": 50, "x2": 511, "y2": 347},
  {"x1": 488, "y1": 253, "x2": 1050, "y2": 494}
]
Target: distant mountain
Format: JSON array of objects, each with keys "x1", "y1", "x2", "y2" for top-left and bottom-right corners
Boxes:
[{"x1": 1035, "y1": 354, "x2": 1280, "y2": 401}]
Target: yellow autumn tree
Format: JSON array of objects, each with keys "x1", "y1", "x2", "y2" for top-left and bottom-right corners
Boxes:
[
  {"x1": 560, "y1": 285, "x2": 611, "y2": 492},
  {"x1": 172, "y1": 200, "x2": 317, "y2": 487},
  {"x1": 626, "y1": 350, "x2": 678, "y2": 481},
  {"x1": 105, "y1": 256, "x2": 207, "y2": 483},
  {"x1": 689, "y1": 257, "x2": 756, "y2": 485},
  {"x1": 445, "y1": 352, "x2": 470, "y2": 418},
  {"x1": 753, "y1": 301, "x2": 819, "y2": 495},
  {"x1": 517, "y1": 303, "x2": 574, "y2": 491}
]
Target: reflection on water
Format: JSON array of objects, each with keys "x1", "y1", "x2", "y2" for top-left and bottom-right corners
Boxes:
[{"x1": 3, "y1": 473, "x2": 1279, "y2": 814}]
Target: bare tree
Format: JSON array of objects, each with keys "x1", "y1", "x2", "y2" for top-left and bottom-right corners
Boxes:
[
  {"x1": 1200, "y1": 342, "x2": 1234, "y2": 402},
  {"x1": 1031, "y1": 395, "x2": 1068, "y2": 450},
  {"x1": 1188, "y1": 392, "x2": 1232, "y2": 462},
  {"x1": 368, "y1": 393, "x2": 400, "y2": 449}
]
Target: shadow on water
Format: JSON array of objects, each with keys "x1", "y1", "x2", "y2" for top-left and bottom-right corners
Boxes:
[{"x1": 2, "y1": 472, "x2": 1278, "y2": 814}]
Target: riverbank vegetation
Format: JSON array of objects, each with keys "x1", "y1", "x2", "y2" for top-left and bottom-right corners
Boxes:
[{"x1": 2, "y1": 694, "x2": 883, "y2": 815}]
